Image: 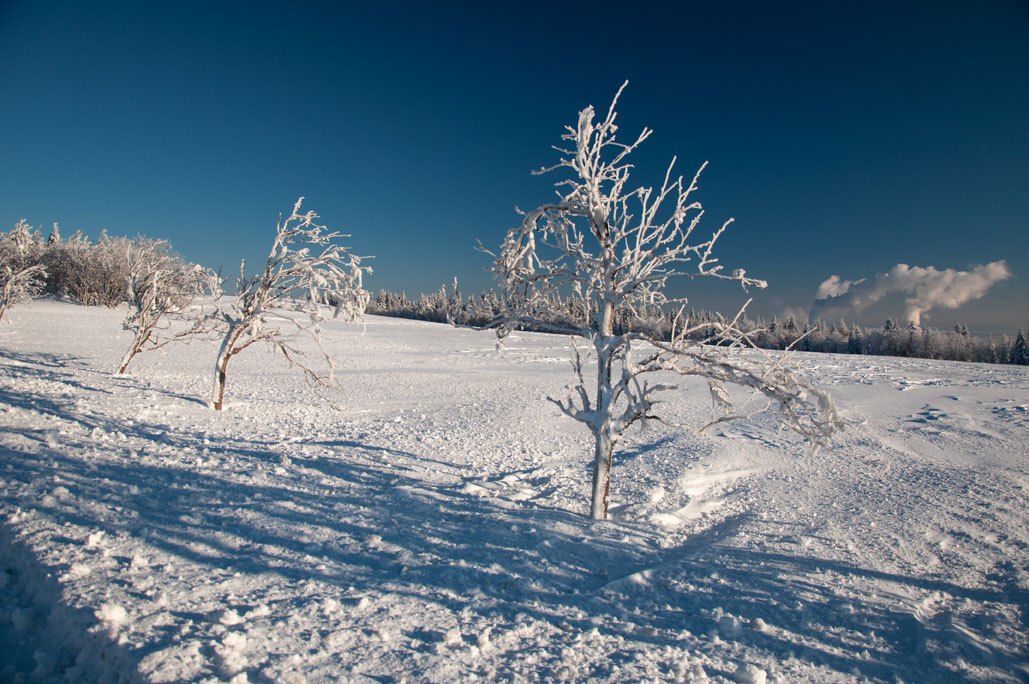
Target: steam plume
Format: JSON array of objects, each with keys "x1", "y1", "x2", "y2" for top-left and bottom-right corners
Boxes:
[{"x1": 809, "y1": 261, "x2": 1011, "y2": 326}]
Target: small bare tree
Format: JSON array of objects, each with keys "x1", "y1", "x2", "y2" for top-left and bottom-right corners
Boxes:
[
  {"x1": 485, "y1": 83, "x2": 841, "y2": 520},
  {"x1": 0, "y1": 220, "x2": 47, "y2": 323},
  {"x1": 211, "y1": 198, "x2": 370, "y2": 411},
  {"x1": 116, "y1": 238, "x2": 220, "y2": 374}
]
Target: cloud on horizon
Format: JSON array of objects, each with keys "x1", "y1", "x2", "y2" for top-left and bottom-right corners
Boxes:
[{"x1": 809, "y1": 261, "x2": 1012, "y2": 327}]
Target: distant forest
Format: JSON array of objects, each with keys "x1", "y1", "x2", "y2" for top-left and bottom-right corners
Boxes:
[{"x1": 367, "y1": 283, "x2": 1029, "y2": 366}]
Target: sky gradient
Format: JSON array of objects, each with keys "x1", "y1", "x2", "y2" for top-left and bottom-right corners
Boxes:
[{"x1": 2, "y1": 1, "x2": 1026, "y2": 332}]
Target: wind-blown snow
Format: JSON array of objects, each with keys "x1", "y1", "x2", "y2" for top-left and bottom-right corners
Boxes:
[{"x1": 1, "y1": 299, "x2": 1028, "y2": 682}]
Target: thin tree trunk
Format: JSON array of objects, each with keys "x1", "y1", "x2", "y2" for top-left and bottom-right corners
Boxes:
[
  {"x1": 115, "y1": 340, "x2": 141, "y2": 375},
  {"x1": 213, "y1": 356, "x2": 229, "y2": 410},
  {"x1": 212, "y1": 325, "x2": 241, "y2": 411},
  {"x1": 590, "y1": 425, "x2": 614, "y2": 520},
  {"x1": 590, "y1": 298, "x2": 616, "y2": 520}
]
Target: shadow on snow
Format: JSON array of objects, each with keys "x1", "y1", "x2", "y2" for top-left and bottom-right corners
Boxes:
[{"x1": 1, "y1": 349, "x2": 1027, "y2": 683}]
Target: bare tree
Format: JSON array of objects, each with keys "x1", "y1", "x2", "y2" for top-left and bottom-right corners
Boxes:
[
  {"x1": 211, "y1": 198, "x2": 370, "y2": 411},
  {"x1": 484, "y1": 83, "x2": 841, "y2": 520},
  {"x1": 0, "y1": 220, "x2": 47, "y2": 323},
  {"x1": 116, "y1": 237, "x2": 220, "y2": 374}
]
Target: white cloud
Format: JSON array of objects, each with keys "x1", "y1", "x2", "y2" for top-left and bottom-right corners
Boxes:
[{"x1": 809, "y1": 261, "x2": 1011, "y2": 326}]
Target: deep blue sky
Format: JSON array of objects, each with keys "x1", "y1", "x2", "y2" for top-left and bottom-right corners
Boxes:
[{"x1": 2, "y1": 1, "x2": 1026, "y2": 332}]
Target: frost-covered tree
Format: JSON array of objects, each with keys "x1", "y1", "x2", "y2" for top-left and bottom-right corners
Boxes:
[
  {"x1": 0, "y1": 220, "x2": 48, "y2": 323},
  {"x1": 484, "y1": 83, "x2": 840, "y2": 520},
  {"x1": 116, "y1": 238, "x2": 220, "y2": 374},
  {"x1": 211, "y1": 198, "x2": 370, "y2": 410}
]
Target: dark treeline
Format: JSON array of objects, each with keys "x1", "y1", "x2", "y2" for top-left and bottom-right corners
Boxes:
[{"x1": 367, "y1": 283, "x2": 1029, "y2": 366}]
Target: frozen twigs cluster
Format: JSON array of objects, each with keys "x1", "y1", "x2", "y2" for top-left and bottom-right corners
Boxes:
[
  {"x1": 211, "y1": 198, "x2": 371, "y2": 411},
  {"x1": 116, "y1": 238, "x2": 221, "y2": 374},
  {"x1": 486, "y1": 82, "x2": 840, "y2": 520},
  {"x1": 660, "y1": 315, "x2": 840, "y2": 443}
]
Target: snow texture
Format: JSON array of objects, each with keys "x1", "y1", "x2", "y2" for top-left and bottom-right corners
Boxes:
[{"x1": 2, "y1": 298, "x2": 1028, "y2": 682}]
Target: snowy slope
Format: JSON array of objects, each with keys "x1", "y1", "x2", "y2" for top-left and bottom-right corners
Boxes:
[{"x1": 1, "y1": 299, "x2": 1028, "y2": 683}]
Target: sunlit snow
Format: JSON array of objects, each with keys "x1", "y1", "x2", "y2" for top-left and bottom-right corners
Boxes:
[{"x1": 2, "y1": 299, "x2": 1028, "y2": 682}]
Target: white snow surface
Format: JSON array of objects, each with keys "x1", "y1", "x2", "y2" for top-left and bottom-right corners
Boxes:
[{"x1": 2, "y1": 299, "x2": 1028, "y2": 683}]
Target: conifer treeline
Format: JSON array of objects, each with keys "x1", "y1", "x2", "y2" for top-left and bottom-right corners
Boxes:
[{"x1": 366, "y1": 284, "x2": 1029, "y2": 366}]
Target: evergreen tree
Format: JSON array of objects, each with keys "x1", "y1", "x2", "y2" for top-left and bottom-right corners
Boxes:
[
  {"x1": 903, "y1": 323, "x2": 919, "y2": 358},
  {"x1": 1013, "y1": 329, "x2": 1029, "y2": 366},
  {"x1": 847, "y1": 327, "x2": 863, "y2": 355},
  {"x1": 922, "y1": 328, "x2": 936, "y2": 359}
]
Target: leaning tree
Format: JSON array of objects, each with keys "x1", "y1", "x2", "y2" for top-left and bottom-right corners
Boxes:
[
  {"x1": 211, "y1": 198, "x2": 370, "y2": 410},
  {"x1": 484, "y1": 83, "x2": 841, "y2": 520}
]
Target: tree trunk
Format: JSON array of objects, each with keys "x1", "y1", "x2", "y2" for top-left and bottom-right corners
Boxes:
[
  {"x1": 115, "y1": 340, "x2": 140, "y2": 375},
  {"x1": 212, "y1": 355, "x2": 229, "y2": 411},
  {"x1": 589, "y1": 425, "x2": 614, "y2": 520},
  {"x1": 212, "y1": 325, "x2": 240, "y2": 411},
  {"x1": 589, "y1": 298, "x2": 616, "y2": 520}
]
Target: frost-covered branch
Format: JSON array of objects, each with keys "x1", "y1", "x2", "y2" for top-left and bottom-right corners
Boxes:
[{"x1": 211, "y1": 198, "x2": 371, "y2": 411}]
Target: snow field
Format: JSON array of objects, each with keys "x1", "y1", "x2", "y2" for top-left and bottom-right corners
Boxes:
[{"x1": 1, "y1": 299, "x2": 1028, "y2": 682}]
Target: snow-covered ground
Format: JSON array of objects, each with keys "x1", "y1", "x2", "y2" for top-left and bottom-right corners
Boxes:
[{"x1": 1, "y1": 299, "x2": 1028, "y2": 683}]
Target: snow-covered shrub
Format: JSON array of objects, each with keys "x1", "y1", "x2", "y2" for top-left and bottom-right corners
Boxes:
[
  {"x1": 211, "y1": 198, "x2": 371, "y2": 410},
  {"x1": 0, "y1": 220, "x2": 47, "y2": 322},
  {"x1": 483, "y1": 83, "x2": 841, "y2": 520},
  {"x1": 42, "y1": 230, "x2": 132, "y2": 307},
  {"x1": 116, "y1": 238, "x2": 220, "y2": 374}
]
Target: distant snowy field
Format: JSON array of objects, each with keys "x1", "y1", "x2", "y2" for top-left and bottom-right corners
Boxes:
[{"x1": 2, "y1": 299, "x2": 1028, "y2": 683}]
